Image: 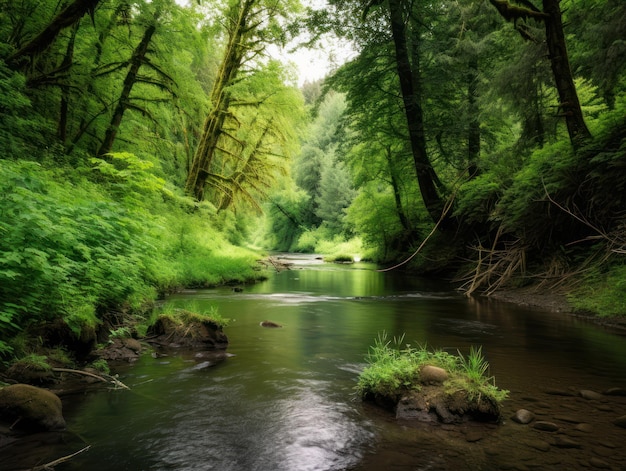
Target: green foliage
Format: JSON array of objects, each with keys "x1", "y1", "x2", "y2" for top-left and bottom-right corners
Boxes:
[
  {"x1": 356, "y1": 332, "x2": 508, "y2": 404},
  {"x1": 88, "y1": 359, "x2": 111, "y2": 375},
  {"x1": 569, "y1": 264, "x2": 626, "y2": 317}
]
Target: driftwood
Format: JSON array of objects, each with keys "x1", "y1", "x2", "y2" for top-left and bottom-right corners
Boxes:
[
  {"x1": 30, "y1": 445, "x2": 91, "y2": 471},
  {"x1": 51, "y1": 368, "x2": 130, "y2": 390}
]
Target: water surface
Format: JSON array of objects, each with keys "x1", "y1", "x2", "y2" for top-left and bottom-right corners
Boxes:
[{"x1": 4, "y1": 255, "x2": 626, "y2": 470}]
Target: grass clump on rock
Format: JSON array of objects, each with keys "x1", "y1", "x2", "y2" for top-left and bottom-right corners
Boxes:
[{"x1": 356, "y1": 333, "x2": 509, "y2": 423}]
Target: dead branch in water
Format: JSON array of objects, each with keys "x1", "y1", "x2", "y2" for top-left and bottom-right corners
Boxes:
[
  {"x1": 30, "y1": 445, "x2": 91, "y2": 471},
  {"x1": 52, "y1": 367, "x2": 130, "y2": 390}
]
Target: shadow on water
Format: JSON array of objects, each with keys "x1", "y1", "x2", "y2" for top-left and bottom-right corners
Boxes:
[{"x1": 3, "y1": 255, "x2": 626, "y2": 470}]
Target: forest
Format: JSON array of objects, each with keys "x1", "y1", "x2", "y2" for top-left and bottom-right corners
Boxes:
[{"x1": 0, "y1": 0, "x2": 625, "y2": 364}]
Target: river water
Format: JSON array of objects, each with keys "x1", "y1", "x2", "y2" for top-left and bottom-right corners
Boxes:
[{"x1": 4, "y1": 255, "x2": 626, "y2": 470}]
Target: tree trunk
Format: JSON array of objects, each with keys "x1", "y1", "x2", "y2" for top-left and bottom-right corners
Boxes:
[
  {"x1": 388, "y1": 0, "x2": 450, "y2": 227},
  {"x1": 541, "y1": 0, "x2": 592, "y2": 150},
  {"x1": 58, "y1": 25, "x2": 78, "y2": 143},
  {"x1": 185, "y1": 0, "x2": 256, "y2": 201},
  {"x1": 467, "y1": 54, "x2": 480, "y2": 176},
  {"x1": 8, "y1": 0, "x2": 101, "y2": 69},
  {"x1": 385, "y1": 147, "x2": 411, "y2": 232},
  {"x1": 97, "y1": 22, "x2": 157, "y2": 156}
]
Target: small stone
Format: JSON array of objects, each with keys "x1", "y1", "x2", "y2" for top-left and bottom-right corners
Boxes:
[
  {"x1": 596, "y1": 404, "x2": 613, "y2": 412},
  {"x1": 589, "y1": 457, "x2": 612, "y2": 469},
  {"x1": 512, "y1": 409, "x2": 535, "y2": 424},
  {"x1": 593, "y1": 446, "x2": 615, "y2": 457},
  {"x1": 580, "y1": 390, "x2": 604, "y2": 400},
  {"x1": 533, "y1": 421, "x2": 560, "y2": 432},
  {"x1": 603, "y1": 387, "x2": 626, "y2": 396},
  {"x1": 612, "y1": 415, "x2": 626, "y2": 428},
  {"x1": 553, "y1": 436, "x2": 582, "y2": 448}
]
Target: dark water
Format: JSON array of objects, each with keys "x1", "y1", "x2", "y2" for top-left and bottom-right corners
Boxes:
[{"x1": 3, "y1": 255, "x2": 626, "y2": 470}]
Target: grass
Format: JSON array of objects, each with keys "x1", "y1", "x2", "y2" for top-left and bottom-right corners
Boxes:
[
  {"x1": 356, "y1": 332, "x2": 509, "y2": 403},
  {"x1": 156, "y1": 301, "x2": 231, "y2": 328}
]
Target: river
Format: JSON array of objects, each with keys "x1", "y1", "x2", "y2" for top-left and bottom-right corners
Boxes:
[{"x1": 4, "y1": 255, "x2": 626, "y2": 470}]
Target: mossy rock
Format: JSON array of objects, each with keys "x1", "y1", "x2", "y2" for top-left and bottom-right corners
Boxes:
[
  {"x1": 148, "y1": 311, "x2": 228, "y2": 350},
  {"x1": 0, "y1": 384, "x2": 66, "y2": 432}
]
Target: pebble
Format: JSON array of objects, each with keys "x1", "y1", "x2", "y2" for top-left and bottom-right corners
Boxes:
[
  {"x1": 580, "y1": 390, "x2": 605, "y2": 400},
  {"x1": 603, "y1": 387, "x2": 626, "y2": 396},
  {"x1": 512, "y1": 409, "x2": 535, "y2": 424},
  {"x1": 554, "y1": 414, "x2": 582, "y2": 424},
  {"x1": 533, "y1": 421, "x2": 560, "y2": 432},
  {"x1": 593, "y1": 446, "x2": 615, "y2": 457},
  {"x1": 552, "y1": 436, "x2": 582, "y2": 448},
  {"x1": 596, "y1": 404, "x2": 613, "y2": 412}
]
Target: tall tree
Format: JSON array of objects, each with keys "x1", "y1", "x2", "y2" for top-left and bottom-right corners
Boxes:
[
  {"x1": 488, "y1": 0, "x2": 592, "y2": 149},
  {"x1": 185, "y1": 0, "x2": 301, "y2": 201}
]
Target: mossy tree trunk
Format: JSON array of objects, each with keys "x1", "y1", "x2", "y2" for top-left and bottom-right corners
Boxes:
[
  {"x1": 541, "y1": 0, "x2": 592, "y2": 150},
  {"x1": 185, "y1": 0, "x2": 256, "y2": 201}
]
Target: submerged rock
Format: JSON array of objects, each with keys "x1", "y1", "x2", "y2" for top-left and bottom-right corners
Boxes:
[
  {"x1": 260, "y1": 320, "x2": 282, "y2": 328},
  {"x1": 0, "y1": 384, "x2": 65, "y2": 432}
]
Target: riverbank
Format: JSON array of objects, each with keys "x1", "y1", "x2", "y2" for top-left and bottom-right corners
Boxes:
[{"x1": 488, "y1": 287, "x2": 626, "y2": 331}]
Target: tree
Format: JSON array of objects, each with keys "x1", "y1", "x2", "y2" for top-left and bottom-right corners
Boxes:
[
  {"x1": 488, "y1": 0, "x2": 592, "y2": 149},
  {"x1": 7, "y1": 0, "x2": 101, "y2": 70},
  {"x1": 185, "y1": 0, "x2": 301, "y2": 201}
]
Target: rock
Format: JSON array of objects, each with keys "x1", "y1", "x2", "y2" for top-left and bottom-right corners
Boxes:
[
  {"x1": 552, "y1": 436, "x2": 582, "y2": 448},
  {"x1": 0, "y1": 384, "x2": 65, "y2": 431},
  {"x1": 603, "y1": 387, "x2": 626, "y2": 396},
  {"x1": 612, "y1": 415, "x2": 626, "y2": 428},
  {"x1": 512, "y1": 409, "x2": 535, "y2": 424},
  {"x1": 260, "y1": 321, "x2": 282, "y2": 328},
  {"x1": 419, "y1": 365, "x2": 448, "y2": 384},
  {"x1": 580, "y1": 390, "x2": 604, "y2": 400},
  {"x1": 532, "y1": 421, "x2": 560, "y2": 432}
]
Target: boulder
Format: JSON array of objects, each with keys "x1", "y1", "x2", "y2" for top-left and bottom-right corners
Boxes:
[{"x1": 0, "y1": 384, "x2": 65, "y2": 431}]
